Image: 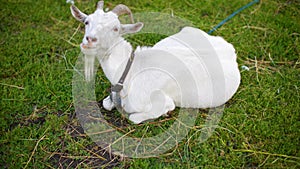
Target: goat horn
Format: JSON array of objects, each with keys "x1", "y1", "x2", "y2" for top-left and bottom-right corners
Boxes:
[
  {"x1": 112, "y1": 4, "x2": 134, "y2": 23},
  {"x1": 97, "y1": 1, "x2": 104, "y2": 10}
]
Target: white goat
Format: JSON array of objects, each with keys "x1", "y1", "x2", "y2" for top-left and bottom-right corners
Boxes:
[{"x1": 70, "y1": 1, "x2": 241, "y2": 124}]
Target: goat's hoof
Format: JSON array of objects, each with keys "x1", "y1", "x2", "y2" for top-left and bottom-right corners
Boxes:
[
  {"x1": 103, "y1": 96, "x2": 115, "y2": 111},
  {"x1": 162, "y1": 113, "x2": 169, "y2": 117},
  {"x1": 166, "y1": 111, "x2": 174, "y2": 117}
]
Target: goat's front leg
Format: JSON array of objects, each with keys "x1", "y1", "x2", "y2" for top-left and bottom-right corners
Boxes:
[
  {"x1": 103, "y1": 96, "x2": 115, "y2": 111},
  {"x1": 128, "y1": 90, "x2": 175, "y2": 124}
]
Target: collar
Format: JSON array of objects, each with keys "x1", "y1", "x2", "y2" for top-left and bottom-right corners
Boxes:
[{"x1": 111, "y1": 51, "x2": 135, "y2": 93}]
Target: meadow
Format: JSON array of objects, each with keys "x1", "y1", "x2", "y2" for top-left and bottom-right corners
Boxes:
[{"x1": 1, "y1": 0, "x2": 299, "y2": 168}]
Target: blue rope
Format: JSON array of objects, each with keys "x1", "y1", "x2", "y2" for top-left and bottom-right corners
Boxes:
[{"x1": 207, "y1": 0, "x2": 260, "y2": 35}]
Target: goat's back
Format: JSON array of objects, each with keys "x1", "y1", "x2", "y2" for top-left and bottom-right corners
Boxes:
[{"x1": 128, "y1": 27, "x2": 240, "y2": 108}]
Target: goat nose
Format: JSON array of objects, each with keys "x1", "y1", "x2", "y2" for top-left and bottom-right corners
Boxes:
[{"x1": 86, "y1": 36, "x2": 97, "y2": 43}]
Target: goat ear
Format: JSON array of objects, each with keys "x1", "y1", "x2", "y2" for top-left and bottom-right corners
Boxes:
[
  {"x1": 120, "y1": 22, "x2": 143, "y2": 34},
  {"x1": 70, "y1": 5, "x2": 87, "y2": 23}
]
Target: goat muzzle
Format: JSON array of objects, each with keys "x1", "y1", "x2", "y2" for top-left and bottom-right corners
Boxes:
[{"x1": 86, "y1": 36, "x2": 98, "y2": 43}]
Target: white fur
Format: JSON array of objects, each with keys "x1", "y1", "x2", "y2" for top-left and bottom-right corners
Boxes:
[{"x1": 71, "y1": 2, "x2": 240, "y2": 124}]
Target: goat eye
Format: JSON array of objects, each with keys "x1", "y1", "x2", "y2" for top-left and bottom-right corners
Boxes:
[
  {"x1": 84, "y1": 21, "x2": 89, "y2": 25},
  {"x1": 113, "y1": 27, "x2": 119, "y2": 32}
]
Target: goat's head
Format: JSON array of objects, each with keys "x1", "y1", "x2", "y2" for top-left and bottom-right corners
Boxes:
[{"x1": 70, "y1": 1, "x2": 143, "y2": 52}]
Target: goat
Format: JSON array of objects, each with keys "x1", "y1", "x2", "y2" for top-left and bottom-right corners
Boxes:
[{"x1": 70, "y1": 1, "x2": 241, "y2": 124}]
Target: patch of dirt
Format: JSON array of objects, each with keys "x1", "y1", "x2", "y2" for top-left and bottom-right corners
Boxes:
[
  {"x1": 48, "y1": 107, "x2": 128, "y2": 169},
  {"x1": 97, "y1": 100, "x2": 132, "y2": 128},
  {"x1": 49, "y1": 143, "x2": 122, "y2": 169}
]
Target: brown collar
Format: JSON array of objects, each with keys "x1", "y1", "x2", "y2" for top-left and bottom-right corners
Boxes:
[{"x1": 110, "y1": 51, "x2": 135, "y2": 110}]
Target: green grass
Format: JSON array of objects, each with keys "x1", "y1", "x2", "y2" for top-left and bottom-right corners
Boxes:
[{"x1": 1, "y1": 0, "x2": 299, "y2": 168}]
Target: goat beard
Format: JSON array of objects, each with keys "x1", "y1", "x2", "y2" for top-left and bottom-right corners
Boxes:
[
  {"x1": 84, "y1": 54, "x2": 95, "y2": 82},
  {"x1": 80, "y1": 43, "x2": 98, "y2": 82}
]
